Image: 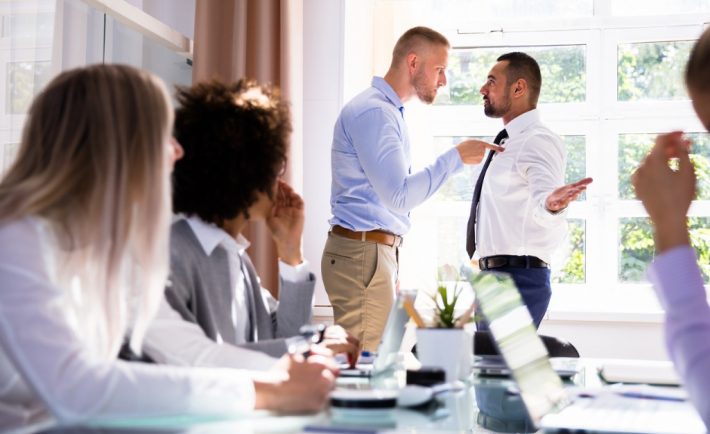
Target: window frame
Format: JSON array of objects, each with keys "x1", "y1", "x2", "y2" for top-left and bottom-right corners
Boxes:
[{"x1": 393, "y1": 12, "x2": 710, "y2": 317}]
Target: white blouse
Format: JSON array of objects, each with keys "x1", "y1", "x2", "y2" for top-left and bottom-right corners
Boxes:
[{"x1": 0, "y1": 218, "x2": 257, "y2": 429}]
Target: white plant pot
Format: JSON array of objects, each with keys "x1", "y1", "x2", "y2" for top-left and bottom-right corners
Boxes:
[{"x1": 416, "y1": 326, "x2": 473, "y2": 382}]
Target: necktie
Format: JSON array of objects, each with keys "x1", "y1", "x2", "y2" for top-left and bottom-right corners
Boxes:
[{"x1": 465, "y1": 129, "x2": 508, "y2": 259}]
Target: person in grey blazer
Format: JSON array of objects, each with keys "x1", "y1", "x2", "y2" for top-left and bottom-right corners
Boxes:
[{"x1": 143, "y1": 79, "x2": 359, "y2": 369}]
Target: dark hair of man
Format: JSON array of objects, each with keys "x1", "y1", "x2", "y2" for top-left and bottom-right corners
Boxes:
[
  {"x1": 686, "y1": 27, "x2": 710, "y2": 94},
  {"x1": 172, "y1": 79, "x2": 290, "y2": 226},
  {"x1": 497, "y1": 52, "x2": 542, "y2": 107},
  {"x1": 390, "y1": 26, "x2": 450, "y2": 67}
]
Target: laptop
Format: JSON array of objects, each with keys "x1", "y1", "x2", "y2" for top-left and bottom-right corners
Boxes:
[
  {"x1": 474, "y1": 355, "x2": 580, "y2": 379},
  {"x1": 338, "y1": 289, "x2": 415, "y2": 378},
  {"x1": 472, "y1": 271, "x2": 705, "y2": 434}
]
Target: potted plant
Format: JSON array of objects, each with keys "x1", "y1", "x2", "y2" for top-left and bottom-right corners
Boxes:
[{"x1": 415, "y1": 265, "x2": 476, "y2": 382}]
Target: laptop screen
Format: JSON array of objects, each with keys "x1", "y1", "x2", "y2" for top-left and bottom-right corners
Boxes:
[
  {"x1": 371, "y1": 289, "x2": 416, "y2": 374},
  {"x1": 472, "y1": 271, "x2": 568, "y2": 425}
]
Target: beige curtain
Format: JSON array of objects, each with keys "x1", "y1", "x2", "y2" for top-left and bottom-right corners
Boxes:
[{"x1": 192, "y1": 0, "x2": 303, "y2": 296}]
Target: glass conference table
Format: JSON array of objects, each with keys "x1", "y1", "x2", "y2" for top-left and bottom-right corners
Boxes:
[{"x1": 32, "y1": 357, "x2": 624, "y2": 434}]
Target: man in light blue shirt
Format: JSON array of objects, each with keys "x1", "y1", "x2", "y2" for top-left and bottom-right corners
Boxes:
[{"x1": 321, "y1": 26, "x2": 502, "y2": 350}]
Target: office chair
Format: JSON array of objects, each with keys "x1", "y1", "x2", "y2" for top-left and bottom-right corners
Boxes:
[{"x1": 474, "y1": 330, "x2": 580, "y2": 358}]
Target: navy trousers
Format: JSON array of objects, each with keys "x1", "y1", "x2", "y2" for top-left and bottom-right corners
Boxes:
[{"x1": 476, "y1": 267, "x2": 552, "y2": 331}]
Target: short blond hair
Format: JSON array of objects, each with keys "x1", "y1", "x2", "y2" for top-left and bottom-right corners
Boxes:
[{"x1": 390, "y1": 26, "x2": 449, "y2": 67}]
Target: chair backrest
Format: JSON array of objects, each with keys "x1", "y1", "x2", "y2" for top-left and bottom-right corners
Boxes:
[{"x1": 473, "y1": 330, "x2": 580, "y2": 358}]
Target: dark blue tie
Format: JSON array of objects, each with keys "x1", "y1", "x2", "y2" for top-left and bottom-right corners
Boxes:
[{"x1": 465, "y1": 129, "x2": 508, "y2": 259}]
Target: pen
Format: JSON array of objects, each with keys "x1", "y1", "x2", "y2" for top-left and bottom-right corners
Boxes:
[
  {"x1": 576, "y1": 390, "x2": 687, "y2": 403},
  {"x1": 617, "y1": 391, "x2": 686, "y2": 402}
]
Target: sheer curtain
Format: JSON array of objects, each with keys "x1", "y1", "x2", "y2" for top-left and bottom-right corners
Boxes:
[{"x1": 192, "y1": 0, "x2": 303, "y2": 295}]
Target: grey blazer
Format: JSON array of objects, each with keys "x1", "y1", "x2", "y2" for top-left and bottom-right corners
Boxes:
[{"x1": 164, "y1": 220, "x2": 316, "y2": 357}]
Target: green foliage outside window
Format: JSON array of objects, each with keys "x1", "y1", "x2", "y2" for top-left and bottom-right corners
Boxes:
[
  {"x1": 437, "y1": 45, "x2": 586, "y2": 105},
  {"x1": 617, "y1": 41, "x2": 692, "y2": 101},
  {"x1": 618, "y1": 133, "x2": 710, "y2": 200},
  {"x1": 552, "y1": 219, "x2": 585, "y2": 284},
  {"x1": 619, "y1": 217, "x2": 710, "y2": 283},
  {"x1": 617, "y1": 133, "x2": 710, "y2": 284},
  {"x1": 6, "y1": 61, "x2": 51, "y2": 114}
]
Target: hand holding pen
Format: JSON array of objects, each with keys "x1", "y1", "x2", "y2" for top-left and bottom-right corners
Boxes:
[{"x1": 288, "y1": 324, "x2": 361, "y2": 369}]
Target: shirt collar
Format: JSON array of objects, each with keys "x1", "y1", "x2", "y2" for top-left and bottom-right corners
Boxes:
[
  {"x1": 372, "y1": 76, "x2": 404, "y2": 114},
  {"x1": 184, "y1": 215, "x2": 251, "y2": 256},
  {"x1": 504, "y1": 108, "x2": 540, "y2": 139}
]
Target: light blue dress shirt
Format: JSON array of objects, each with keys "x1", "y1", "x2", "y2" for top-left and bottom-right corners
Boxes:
[{"x1": 329, "y1": 77, "x2": 463, "y2": 235}]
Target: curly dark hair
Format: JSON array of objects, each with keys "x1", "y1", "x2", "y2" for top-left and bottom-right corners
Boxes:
[{"x1": 172, "y1": 79, "x2": 290, "y2": 226}]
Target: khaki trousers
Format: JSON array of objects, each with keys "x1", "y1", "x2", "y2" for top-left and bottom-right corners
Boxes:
[{"x1": 321, "y1": 232, "x2": 398, "y2": 352}]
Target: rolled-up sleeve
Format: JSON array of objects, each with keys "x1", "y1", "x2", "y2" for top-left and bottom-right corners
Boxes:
[{"x1": 350, "y1": 108, "x2": 463, "y2": 213}]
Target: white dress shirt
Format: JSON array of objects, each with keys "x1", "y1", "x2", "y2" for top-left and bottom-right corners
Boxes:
[
  {"x1": 474, "y1": 109, "x2": 567, "y2": 264},
  {"x1": 143, "y1": 216, "x2": 309, "y2": 371},
  {"x1": 0, "y1": 217, "x2": 257, "y2": 429}
]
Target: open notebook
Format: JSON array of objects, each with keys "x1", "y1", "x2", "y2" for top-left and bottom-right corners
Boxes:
[{"x1": 472, "y1": 271, "x2": 705, "y2": 434}]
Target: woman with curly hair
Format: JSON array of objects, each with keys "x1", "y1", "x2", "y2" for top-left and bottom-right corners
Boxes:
[{"x1": 141, "y1": 79, "x2": 359, "y2": 370}]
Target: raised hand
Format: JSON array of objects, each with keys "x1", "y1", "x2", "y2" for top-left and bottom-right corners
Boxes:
[
  {"x1": 266, "y1": 180, "x2": 305, "y2": 266},
  {"x1": 545, "y1": 177, "x2": 593, "y2": 212},
  {"x1": 631, "y1": 131, "x2": 696, "y2": 253},
  {"x1": 456, "y1": 139, "x2": 505, "y2": 164}
]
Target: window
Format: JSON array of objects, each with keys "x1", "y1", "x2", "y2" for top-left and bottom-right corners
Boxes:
[
  {"x1": 351, "y1": 0, "x2": 710, "y2": 314},
  {"x1": 0, "y1": 0, "x2": 193, "y2": 177},
  {"x1": 6, "y1": 61, "x2": 51, "y2": 114},
  {"x1": 0, "y1": 0, "x2": 55, "y2": 175}
]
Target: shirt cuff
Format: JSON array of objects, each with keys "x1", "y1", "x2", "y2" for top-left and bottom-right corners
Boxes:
[
  {"x1": 279, "y1": 259, "x2": 310, "y2": 282},
  {"x1": 647, "y1": 245, "x2": 705, "y2": 310},
  {"x1": 446, "y1": 146, "x2": 464, "y2": 172},
  {"x1": 532, "y1": 199, "x2": 567, "y2": 227}
]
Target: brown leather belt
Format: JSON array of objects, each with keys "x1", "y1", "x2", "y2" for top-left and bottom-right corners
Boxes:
[{"x1": 331, "y1": 225, "x2": 403, "y2": 247}]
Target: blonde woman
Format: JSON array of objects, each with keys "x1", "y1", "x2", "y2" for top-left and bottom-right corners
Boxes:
[{"x1": 0, "y1": 64, "x2": 335, "y2": 429}]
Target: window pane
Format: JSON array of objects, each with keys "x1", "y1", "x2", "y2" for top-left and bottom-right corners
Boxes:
[
  {"x1": 619, "y1": 217, "x2": 710, "y2": 283},
  {"x1": 552, "y1": 219, "x2": 586, "y2": 284},
  {"x1": 2, "y1": 11, "x2": 54, "y2": 38},
  {"x1": 384, "y1": 0, "x2": 593, "y2": 21},
  {"x1": 617, "y1": 41, "x2": 693, "y2": 101},
  {"x1": 433, "y1": 136, "x2": 493, "y2": 202},
  {"x1": 6, "y1": 61, "x2": 52, "y2": 114},
  {"x1": 107, "y1": 15, "x2": 193, "y2": 94},
  {"x1": 439, "y1": 45, "x2": 586, "y2": 105},
  {"x1": 618, "y1": 132, "x2": 710, "y2": 200},
  {"x1": 565, "y1": 135, "x2": 586, "y2": 200},
  {"x1": 612, "y1": 0, "x2": 710, "y2": 16},
  {"x1": 435, "y1": 216, "x2": 472, "y2": 280}
]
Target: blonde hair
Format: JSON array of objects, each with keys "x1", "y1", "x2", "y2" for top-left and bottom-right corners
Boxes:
[
  {"x1": 0, "y1": 64, "x2": 173, "y2": 357},
  {"x1": 390, "y1": 26, "x2": 449, "y2": 68}
]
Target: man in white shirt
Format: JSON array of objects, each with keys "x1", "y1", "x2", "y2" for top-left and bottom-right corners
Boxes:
[
  {"x1": 143, "y1": 79, "x2": 359, "y2": 369},
  {"x1": 466, "y1": 52, "x2": 593, "y2": 329}
]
